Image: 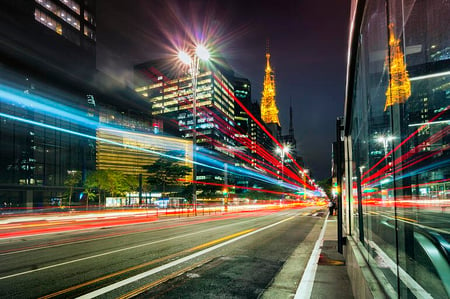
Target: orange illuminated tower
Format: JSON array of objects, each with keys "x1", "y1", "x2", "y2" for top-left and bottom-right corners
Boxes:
[
  {"x1": 260, "y1": 46, "x2": 281, "y2": 139},
  {"x1": 385, "y1": 23, "x2": 411, "y2": 111}
]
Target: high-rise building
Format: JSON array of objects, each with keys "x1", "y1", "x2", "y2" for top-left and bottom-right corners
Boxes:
[
  {"x1": 134, "y1": 59, "x2": 236, "y2": 183},
  {"x1": 0, "y1": 1, "x2": 165, "y2": 207},
  {"x1": 281, "y1": 103, "x2": 298, "y2": 165},
  {"x1": 233, "y1": 77, "x2": 253, "y2": 165},
  {"x1": 0, "y1": 0, "x2": 96, "y2": 79},
  {"x1": 0, "y1": 0, "x2": 97, "y2": 207}
]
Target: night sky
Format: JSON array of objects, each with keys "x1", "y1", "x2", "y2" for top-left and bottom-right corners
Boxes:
[{"x1": 96, "y1": 0, "x2": 351, "y2": 180}]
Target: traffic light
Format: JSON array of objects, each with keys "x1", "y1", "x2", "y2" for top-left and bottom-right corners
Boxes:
[{"x1": 223, "y1": 188, "x2": 228, "y2": 196}]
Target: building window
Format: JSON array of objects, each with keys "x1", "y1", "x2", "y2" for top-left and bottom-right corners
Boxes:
[
  {"x1": 35, "y1": 0, "x2": 80, "y2": 30},
  {"x1": 34, "y1": 8, "x2": 62, "y2": 35},
  {"x1": 83, "y1": 25, "x2": 96, "y2": 41},
  {"x1": 83, "y1": 10, "x2": 96, "y2": 26},
  {"x1": 58, "y1": 0, "x2": 80, "y2": 15}
]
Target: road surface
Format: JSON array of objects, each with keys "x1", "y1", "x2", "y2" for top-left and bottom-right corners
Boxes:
[{"x1": 0, "y1": 206, "x2": 325, "y2": 298}]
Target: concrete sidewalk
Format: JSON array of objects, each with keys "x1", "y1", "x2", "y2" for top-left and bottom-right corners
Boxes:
[
  {"x1": 263, "y1": 212, "x2": 353, "y2": 299},
  {"x1": 310, "y1": 214, "x2": 353, "y2": 299}
]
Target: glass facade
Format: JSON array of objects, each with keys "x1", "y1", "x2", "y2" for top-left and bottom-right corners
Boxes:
[
  {"x1": 135, "y1": 68, "x2": 236, "y2": 157},
  {"x1": 343, "y1": 0, "x2": 449, "y2": 298},
  {"x1": 0, "y1": 73, "x2": 96, "y2": 207}
]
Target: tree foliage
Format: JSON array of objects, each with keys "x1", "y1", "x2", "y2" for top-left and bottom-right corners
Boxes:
[
  {"x1": 84, "y1": 170, "x2": 137, "y2": 205},
  {"x1": 143, "y1": 157, "x2": 191, "y2": 194},
  {"x1": 64, "y1": 170, "x2": 81, "y2": 207},
  {"x1": 317, "y1": 177, "x2": 332, "y2": 199},
  {"x1": 179, "y1": 183, "x2": 194, "y2": 203},
  {"x1": 197, "y1": 180, "x2": 221, "y2": 199}
]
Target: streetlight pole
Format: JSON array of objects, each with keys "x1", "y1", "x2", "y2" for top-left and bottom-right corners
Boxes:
[
  {"x1": 276, "y1": 144, "x2": 290, "y2": 186},
  {"x1": 302, "y1": 169, "x2": 309, "y2": 201},
  {"x1": 178, "y1": 45, "x2": 210, "y2": 216},
  {"x1": 377, "y1": 135, "x2": 394, "y2": 157}
]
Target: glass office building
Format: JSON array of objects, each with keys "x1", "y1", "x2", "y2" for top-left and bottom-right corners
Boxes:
[
  {"x1": 135, "y1": 61, "x2": 236, "y2": 183},
  {"x1": 342, "y1": 0, "x2": 449, "y2": 298}
]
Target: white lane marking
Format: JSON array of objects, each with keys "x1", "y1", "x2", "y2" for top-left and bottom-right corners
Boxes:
[
  {"x1": 77, "y1": 216, "x2": 295, "y2": 298},
  {"x1": 0, "y1": 214, "x2": 279, "y2": 279},
  {"x1": 294, "y1": 214, "x2": 328, "y2": 299}
]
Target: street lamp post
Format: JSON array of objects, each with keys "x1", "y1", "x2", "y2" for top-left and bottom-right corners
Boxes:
[
  {"x1": 178, "y1": 45, "x2": 210, "y2": 216},
  {"x1": 376, "y1": 135, "x2": 394, "y2": 200},
  {"x1": 276, "y1": 144, "x2": 290, "y2": 184},
  {"x1": 302, "y1": 169, "x2": 309, "y2": 201},
  {"x1": 377, "y1": 135, "x2": 394, "y2": 157}
]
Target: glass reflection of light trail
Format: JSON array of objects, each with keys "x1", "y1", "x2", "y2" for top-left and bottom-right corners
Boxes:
[
  {"x1": 364, "y1": 143, "x2": 450, "y2": 187},
  {"x1": 362, "y1": 125, "x2": 450, "y2": 185},
  {"x1": 164, "y1": 92, "x2": 286, "y2": 173},
  {"x1": 362, "y1": 127, "x2": 450, "y2": 184},
  {"x1": 363, "y1": 178, "x2": 450, "y2": 197},
  {"x1": 361, "y1": 104, "x2": 450, "y2": 183},
  {"x1": 0, "y1": 84, "x2": 301, "y2": 191},
  {"x1": 0, "y1": 83, "x2": 100, "y2": 130},
  {"x1": 195, "y1": 145, "x2": 301, "y2": 191}
]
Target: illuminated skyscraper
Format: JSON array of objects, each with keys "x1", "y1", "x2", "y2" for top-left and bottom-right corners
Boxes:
[
  {"x1": 134, "y1": 59, "x2": 236, "y2": 184},
  {"x1": 260, "y1": 48, "x2": 281, "y2": 140}
]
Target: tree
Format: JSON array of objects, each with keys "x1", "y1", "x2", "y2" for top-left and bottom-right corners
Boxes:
[
  {"x1": 64, "y1": 170, "x2": 81, "y2": 208},
  {"x1": 85, "y1": 170, "x2": 109, "y2": 207},
  {"x1": 317, "y1": 177, "x2": 332, "y2": 199},
  {"x1": 84, "y1": 170, "x2": 133, "y2": 207},
  {"x1": 122, "y1": 175, "x2": 139, "y2": 194},
  {"x1": 179, "y1": 183, "x2": 194, "y2": 203},
  {"x1": 143, "y1": 157, "x2": 191, "y2": 196},
  {"x1": 197, "y1": 180, "x2": 221, "y2": 199}
]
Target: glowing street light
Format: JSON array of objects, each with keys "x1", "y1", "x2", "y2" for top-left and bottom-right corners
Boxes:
[
  {"x1": 196, "y1": 45, "x2": 210, "y2": 61},
  {"x1": 376, "y1": 135, "x2": 395, "y2": 156},
  {"x1": 276, "y1": 144, "x2": 290, "y2": 184},
  {"x1": 178, "y1": 44, "x2": 210, "y2": 215},
  {"x1": 301, "y1": 169, "x2": 309, "y2": 200},
  {"x1": 178, "y1": 51, "x2": 192, "y2": 65}
]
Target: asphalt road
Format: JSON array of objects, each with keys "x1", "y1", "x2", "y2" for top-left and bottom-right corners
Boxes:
[{"x1": 0, "y1": 206, "x2": 324, "y2": 298}]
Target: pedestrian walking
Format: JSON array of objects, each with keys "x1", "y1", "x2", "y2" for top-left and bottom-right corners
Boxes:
[{"x1": 328, "y1": 200, "x2": 335, "y2": 216}]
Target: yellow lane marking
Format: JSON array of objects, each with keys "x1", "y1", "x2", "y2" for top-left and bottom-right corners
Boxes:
[
  {"x1": 118, "y1": 257, "x2": 213, "y2": 299},
  {"x1": 39, "y1": 228, "x2": 255, "y2": 298},
  {"x1": 188, "y1": 229, "x2": 254, "y2": 252},
  {"x1": 368, "y1": 210, "x2": 417, "y2": 223},
  {"x1": 395, "y1": 216, "x2": 418, "y2": 223}
]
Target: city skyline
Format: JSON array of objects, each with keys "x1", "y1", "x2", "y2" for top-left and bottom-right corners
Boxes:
[{"x1": 96, "y1": 0, "x2": 351, "y2": 179}]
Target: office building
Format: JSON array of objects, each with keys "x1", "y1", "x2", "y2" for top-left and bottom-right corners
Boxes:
[
  {"x1": 0, "y1": 1, "x2": 166, "y2": 207},
  {"x1": 134, "y1": 59, "x2": 236, "y2": 184}
]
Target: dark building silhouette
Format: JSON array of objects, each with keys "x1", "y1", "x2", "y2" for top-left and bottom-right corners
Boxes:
[{"x1": 0, "y1": 0, "x2": 155, "y2": 207}]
